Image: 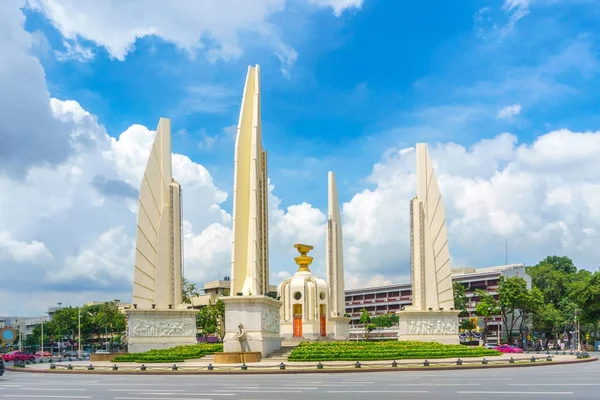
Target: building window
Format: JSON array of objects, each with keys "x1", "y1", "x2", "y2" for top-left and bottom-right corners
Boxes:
[
  {"x1": 293, "y1": 291, "x2": 302, "y2": 300},
  {"x1": 319, "y1": 292, "x2": 326, "y2": 300}
]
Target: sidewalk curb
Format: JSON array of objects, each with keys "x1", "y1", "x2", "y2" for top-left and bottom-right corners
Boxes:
[{"x1": 5, "y1": 357, "x2": 597, "y2": 375}]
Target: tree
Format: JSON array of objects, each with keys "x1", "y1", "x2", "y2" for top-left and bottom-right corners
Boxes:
[
  {"x1": 453, "y1": 281, "x2": 469, "y2": 317},
  {"x1": 197, "y1": 300, "x2": 225, "y2": 340},
  {"x1": 517, "y1": 286, "x2": 544, "y2": 344},
  {"x1": 537, "y1": 255, "x2": 577, "y2": 275},
  {"x1": 358, "y1": 309, "x2": 398, "y2": 340},
  {"x1": 571, "y1": 272, "x2": 600, "y2": 344},
  {"x1": 497, "y1": 276, "x2": 529, "y2": 344},
  {"x1": 359, "y1": 308, "x2": 375, "y2": 340},
  {"x1": 460, "y1": 318, "x2": 476, "y2": 332},
  {"x1": 527, "y1": 263, "x2": 569, "y2": 309},
  {"x1": 47, "y1": 306, "x2": 79, "y2": 343},
  {"x1": 182, "y1": 278, "x2": 200, "y2": 303},
  {"x1": 371, "y1": 313, "x2": 400, "y2": 338},
  {"x1": 96, "y1": 302, "x2": 126, "y2": 349},
  {"x1": 474, "y1": 289, "x2": 500, "y2": 344},
  {"x1": 532, "y1": 303, "x2": 563, "y2": 348}
]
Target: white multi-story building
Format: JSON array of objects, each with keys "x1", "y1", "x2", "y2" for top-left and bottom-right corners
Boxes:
[{"x1": 345, "y1": 264, "x2": 530, "y2": 342}]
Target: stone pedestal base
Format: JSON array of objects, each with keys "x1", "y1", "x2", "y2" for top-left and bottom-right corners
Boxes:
[
  {"x1": 397, "y1": 308, "x2": 460, "y2": 345},
  {"x1": 330, "y1": 316, "x2": 351, "y2": 340},
  {"x1": 125, "y1": 308, "x2": 198, "y2": 353},
  {"x1": 214, "y1": 351, "x2": 261, "y2": 364},
  {"x1": 221, "y1": 296, "x2": 282, "y2": 357}
]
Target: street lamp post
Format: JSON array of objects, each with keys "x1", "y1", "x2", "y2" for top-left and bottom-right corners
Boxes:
[{"x1": 41, "y1": 319, "x2": 44, "y2": 354}]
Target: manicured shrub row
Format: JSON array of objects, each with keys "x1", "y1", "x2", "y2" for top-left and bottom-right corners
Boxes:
[
  {"x1": 113, "y1": 344, "x2": 223, "y2": 363},
  {"x1": 288, "y1": 341, "x2": 500, "y2": 361}
]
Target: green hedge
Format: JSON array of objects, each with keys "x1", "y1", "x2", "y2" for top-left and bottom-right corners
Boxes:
[
  {"x1": 288, "y1": 341, "x2": 501, "y2": 361},
  {"x1": 113, "y1": 344, "x2": 223, "y2": 363}
]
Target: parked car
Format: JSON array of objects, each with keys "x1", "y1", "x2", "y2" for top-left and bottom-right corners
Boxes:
[
  {"x1": 493, "y1": 344, "x2": 523, "y2": 353},
  {"x1": 0, "y1": 357, "x2": 4, "y2": 376},
  {"x1": 483, "y1": 343, "x2": 497, "y2": 349},
  {"x1": 34, "y1": 351, "x2": 51, "y2": 357},
  {"x1": 2, "y1": 351, "x2": 36, "y2": 362},
  {"x1": 95, "y1": 349, "x2": 110, "y2": 354}
]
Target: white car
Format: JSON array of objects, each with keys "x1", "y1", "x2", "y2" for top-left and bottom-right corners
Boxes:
[{"x1": 95, "y1": 350, "x2": 110, "y2": 354}]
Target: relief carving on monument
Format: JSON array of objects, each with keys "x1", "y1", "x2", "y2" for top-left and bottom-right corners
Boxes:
[
  {"x1": 407, "y1": 317, "x2": 457, "y2": 335},
  {"x1": 130, "y1": 318, "x2": 195, "y2": 337},
  {"x1": 261, "y1": 308, "x2": 280, "y2": 333}
]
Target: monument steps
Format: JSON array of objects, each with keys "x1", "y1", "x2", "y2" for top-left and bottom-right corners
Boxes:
[{"x1": 263, "y1": 345, "x2": 297, "y2": 361}]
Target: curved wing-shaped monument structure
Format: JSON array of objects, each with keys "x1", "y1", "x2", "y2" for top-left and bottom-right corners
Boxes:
[
  {"x1": 132, "y1": 118, "x2": 183, "y2": 309},
  {"x1": 410, "y1": 143, "x2": 454, "y2": 310},
  {"x1": 398, "y1": 143, "x2": 458, "y2": 344},
  {"x1": 230, "y1": 65, "x2": 270, "y2": 297},
  {"x1": 220, "y1": 65, "x2": 282, "y2": 359}
]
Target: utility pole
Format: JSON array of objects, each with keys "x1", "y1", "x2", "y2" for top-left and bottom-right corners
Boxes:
[
  {"x1": 17, "y1": 318, "x2": 22, "y2": 351},
  {"x1": 41, "y1": 319, "x2": 44, "y2": 354},
  {"x1": 576, "y1": 309, "x2": 582, "y2": 352},
  {"x1": 78, "y1": 308, "x2": 81, "y2": 359}
]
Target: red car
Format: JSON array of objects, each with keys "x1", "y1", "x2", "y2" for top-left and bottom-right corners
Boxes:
[
  {"x1": 34, "y1": 351, "x2": 51, "y2": 357},
  {"x1": 493, "y1": 344, "x2": 523, "y2": 353},
  {"x1": 2, "y1": 351, "x2": 36, "y2": 362}
]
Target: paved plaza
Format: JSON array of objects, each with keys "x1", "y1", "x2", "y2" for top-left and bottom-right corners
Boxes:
[{"x1": 1, "y1": 358, "x2": 598, "y2": 400}]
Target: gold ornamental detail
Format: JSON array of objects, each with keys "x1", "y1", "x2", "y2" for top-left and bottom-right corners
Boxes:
[{"x1": 294, "y1": 243, "x2": 314, "y2": 273}]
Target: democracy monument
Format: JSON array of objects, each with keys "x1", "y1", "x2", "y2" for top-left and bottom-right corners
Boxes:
[
  {"x1": 125, "y1": 118, "x2": 197, "y2": 353},
  {"x1": 397, "y1": 143, "x2": 459, "y2": 344},
  {"x1": 125, "y1": 63, "x2": 459, "y2": 356}
]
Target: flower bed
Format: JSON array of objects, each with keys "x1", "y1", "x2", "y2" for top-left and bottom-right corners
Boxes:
[
  {"x1": 113, "y1": 344, "x2": 223, "y2": 363},
  {"x1": 288, "y1": 341, "x2": 500, "y2": 361}
]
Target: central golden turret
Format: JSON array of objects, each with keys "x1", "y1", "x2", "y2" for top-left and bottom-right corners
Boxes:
[{"x1": 294, "y1": 243, "x2": 314, "y2": 273}]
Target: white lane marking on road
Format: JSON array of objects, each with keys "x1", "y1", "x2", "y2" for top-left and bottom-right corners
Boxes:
[
  {"x1": 390, "y1": 384, "x2": 481, "y2": 386},
  {"x1": 0, "y1": 386, "x2": 20, "y2": 388},
  {"x1": 327, "y1": 390, "x2": 429, "y2": 394},
  {"x1": 510, "y1": 383, "x2": 600, "y2": 386},
  {"x1": 433, "y1": 378, "x2": 513, "y2": 381},
  {"x1": 456, "y1": 391, "x2": 573, "y2": 395},
  {"x1": 113, "y1": 398, "x2": 212, "y2": 400},
  {"x1": 114, "y1": 394, "x2": 234, "y2": 397},
  {"x1": 2, "y1": 396, "x2": 92, "y2": 399},
  {"x1": 211, "y1": 390, "x2": 303, "y2": 393},
  {"x1": 21, "y1": 388, "x2": 86, "y2": 391},
  {"x1": 283, "y1": 384, "x2": 366, "y2": 387},
  {"x1": 109, "y1": 389, "x2": 187, "y2": 392}
]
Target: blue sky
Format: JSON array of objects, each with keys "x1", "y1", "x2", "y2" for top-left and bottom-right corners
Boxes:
[
  {"x1": 23, "y1": 0, "x2": 600, "y2": 211},
  {"x1": 2, "y1": 0, "x2": 600, "y2": 314}
]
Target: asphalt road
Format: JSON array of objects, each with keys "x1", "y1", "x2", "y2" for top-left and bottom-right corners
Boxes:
[{"x1": 0, "y1": 360, "x2": 598, "y2": 400}]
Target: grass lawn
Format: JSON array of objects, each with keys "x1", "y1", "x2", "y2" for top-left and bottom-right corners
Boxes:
[
  {"x1": 113, "y1": 344, "x2": 223, "y2": 363},
  {"x1": 288, "y1": 341, "x2": 501, "y2": 361}
]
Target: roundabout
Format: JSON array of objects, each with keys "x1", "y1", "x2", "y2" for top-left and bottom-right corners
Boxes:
[
  {"x1": 1, "y1": 355, "x2": 598, "y2": 400},
  {"x1": 5, "y1": 352, "x2": 595, "y2": 374}
]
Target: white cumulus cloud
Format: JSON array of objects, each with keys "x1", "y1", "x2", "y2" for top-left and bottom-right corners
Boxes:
[
  {"x1": 497, "y1": 103, "x2": 522, "y2": 118},
  {"x1": 26, "y1": 0, "x2": 363, "y2": 75}
]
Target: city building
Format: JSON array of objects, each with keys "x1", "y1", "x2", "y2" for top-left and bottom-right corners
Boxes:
[
  {"x1": 191, "y1": 278, "x2": 277, "y2": 307},
  {"x1": 0, "y1": 316, "x2": 49, "y2": 338},
  {"x1": 345, "y1": 263, "x2": 530, "y2": 342}
]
